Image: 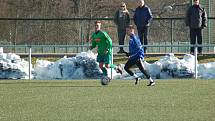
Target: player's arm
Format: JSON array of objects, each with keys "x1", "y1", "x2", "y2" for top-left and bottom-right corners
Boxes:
[{"x1": 103, "y1": 32, "x2": 112, "y2": 54}]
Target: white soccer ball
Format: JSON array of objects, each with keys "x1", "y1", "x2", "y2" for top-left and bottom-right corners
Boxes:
[{"x1": 101, "y1": 76, "x2": 110, "y2": 85}]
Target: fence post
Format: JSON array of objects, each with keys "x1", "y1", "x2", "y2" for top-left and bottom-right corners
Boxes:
[
  {"x1": 81, "y1": 25, "x2": 84, "y2": 52},
  {"x1": 208, "y1": 0, "x2": 211, "y2": 52},
  {"x1": 171, "y1": 19, "x2": 173, "y2": 53},
  {"x1": 28, "y1": 45, "x2": 32, "y2": 80},
  {"x1": 194, "y1": 44, "x2": 198, "y2": 79},
  {"x1": 111, "y1": 48, "x2": 113, "y2": 79}
]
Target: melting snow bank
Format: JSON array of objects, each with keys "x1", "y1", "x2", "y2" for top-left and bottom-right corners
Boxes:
[
  {"x1": 0, "y1": 52, "x2": 31, "y2": 79},
  {"x1": 198, "y1": 62, "x2": 215, "y2": 79},
  {"x1": 140, "y1": 53, "x2": 195, "y2": 79},
  {"x1": 32, "y1": 52, "x2": 215, "y2": 80},
  {"x1": 1, "y1": 51, "x2": 215, "y2": 79},
  {"x1": 34, "y1": 51, "x2": 104, "y2": 79}
]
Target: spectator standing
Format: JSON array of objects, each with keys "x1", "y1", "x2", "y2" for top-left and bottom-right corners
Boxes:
[
  {"x1": 185, "y1": 0, "x2": 207, "y2": 54},
  {"x1": 133, "y1": 0, "x2": 153, "y2": 53},
  {"x1": 114, "y1": 2, "x2": 130, "y2": 53}
]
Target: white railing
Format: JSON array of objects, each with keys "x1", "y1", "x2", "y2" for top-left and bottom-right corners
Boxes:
[{"x1": 1, "y1": 44, "x2": 215, "y2": 80}]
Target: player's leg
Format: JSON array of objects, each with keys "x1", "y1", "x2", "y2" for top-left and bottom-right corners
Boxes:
[
  {"x1": 97, "y1": 55, "x2": 107, "y2": 76},
  {"x1": 124, "y1": 59, "x2": 140, "y2": 84},
  {"x1": 99, "y1": 63, "x2": 111, "y2": 85},
  {"x1": 98, "y1": 62, "x2": 107, "y2": 76},
  {"x1": 97, "y1": 55, "x2": 111, "y2": 85},
  {"x1": 136, "y1": 59, "x2": 155, "y2": 86},
  {"x1": 124, "y1": 59, "x2": 135, "y2": 76},
  {"x1": 104, "y1": 54, "x2": 122, "y2": 75},
  {"x1": 102, "y1": 54, "x2": 116, "y2": 78}
]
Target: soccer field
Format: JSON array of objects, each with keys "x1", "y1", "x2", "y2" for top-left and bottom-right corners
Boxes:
[{"x1": 0, "y1": 79, "x2": 215, "y2": 121}]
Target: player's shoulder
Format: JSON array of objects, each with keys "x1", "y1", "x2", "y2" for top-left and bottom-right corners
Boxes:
[
  {"x1": 91, "y1": 32, "x2": 96, "y2": 38},
  {"x1": 92, "y1": 30, "x2": 106, "y2": 35},
  {"x1": 99, "y1": 31, "x2": 110, "y2": 38},
  {"x1": 99, "y1": 30, "x2": 107, "y2": 35}
]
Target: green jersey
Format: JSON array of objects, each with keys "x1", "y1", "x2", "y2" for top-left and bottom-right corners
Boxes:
[{"x1": 91, "y1": 30, "x2": 112, "y2": 55}]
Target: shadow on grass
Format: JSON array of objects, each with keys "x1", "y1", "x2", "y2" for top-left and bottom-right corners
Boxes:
[
  {"x1": 0, "y1": 81, "x2": 103, "y2": 87},
  {"x1": 32, "y1": 85, "x2": 102, "y2": 88}
]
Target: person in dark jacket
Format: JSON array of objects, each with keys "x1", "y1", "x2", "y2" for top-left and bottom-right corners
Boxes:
[
  {"x1": 124, "y1": 25, "x2": 155, "y2": 86},
  {"x1": 114, "y1": 2, "x2": 130, "y2": 53},
  {"x1": 185, "y1": 0, "x2": 207, "y2": 54},
  {"x1": 133, "y1": 0, "x2": 153, "y2": 53}
]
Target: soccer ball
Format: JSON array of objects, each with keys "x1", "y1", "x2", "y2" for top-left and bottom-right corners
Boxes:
[{"x1": 101, "y1": 76, "x2": 110, "y2": 85}]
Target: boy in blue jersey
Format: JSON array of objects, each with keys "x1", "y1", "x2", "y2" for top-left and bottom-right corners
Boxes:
[{"x1": 124, "y1": 25, "x2": 155, "y2": 86}]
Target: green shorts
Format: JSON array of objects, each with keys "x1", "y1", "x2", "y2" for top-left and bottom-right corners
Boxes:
[{"x1": 97, "y1": 54, "x2": 111, "y2": 64}]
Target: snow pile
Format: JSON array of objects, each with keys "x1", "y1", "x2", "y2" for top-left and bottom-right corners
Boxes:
[
  {"x1": 198, "y1": 62, "x2": 215, "y2": 79},
  {"x1": 34, "y1": 51, "x2": 104, "y2": 79},
  {"x1": 143, "y1": 53, "x2": 196, "y2": 79},
  {"x1": 1, "y1": 51, "x2": 215, "y2": 80},
  {"x1": 0, "y1": 53, "x2": 31, "y2": 79}
]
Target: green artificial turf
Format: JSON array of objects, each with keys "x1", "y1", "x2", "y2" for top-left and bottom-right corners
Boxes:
[{"x1": 0, "y1": 79, "x2": 215, "y2": 121}]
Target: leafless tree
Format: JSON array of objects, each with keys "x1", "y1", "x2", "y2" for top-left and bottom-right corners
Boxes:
[{"x1": 0, "y1": 0, "x2": 202, "y2": 45}]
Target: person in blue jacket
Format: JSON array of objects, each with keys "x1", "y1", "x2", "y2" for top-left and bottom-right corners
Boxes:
[
  {"x1": 133, "y1": 0, "x2": 153, "y2": 53},
  {"x1": 124, "y1": 25, "x2": 155, "y2": 86}
]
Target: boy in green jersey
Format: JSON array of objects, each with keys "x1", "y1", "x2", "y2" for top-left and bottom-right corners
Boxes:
[{"x1": 90, "y1": 21, "x2": 122, "y2": 78}]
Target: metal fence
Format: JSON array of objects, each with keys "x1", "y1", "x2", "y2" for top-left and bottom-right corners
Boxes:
[{"x1": 0, "y1": 17, "x2": 215, "y2": 54}]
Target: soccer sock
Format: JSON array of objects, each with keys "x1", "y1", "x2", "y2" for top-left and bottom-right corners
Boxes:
[
  {"x1": 149, "y1": 77, "x2": 154, "y2": 82},
  {"x1": 133, "y1": 74, "x2": 138, "y2": 78},
  {"x1": 110, "y1": 64, "x2": 116, "y2": 69},
  {"x1": 102, "y1": 67, "x2": 108, "y2": 76}
]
